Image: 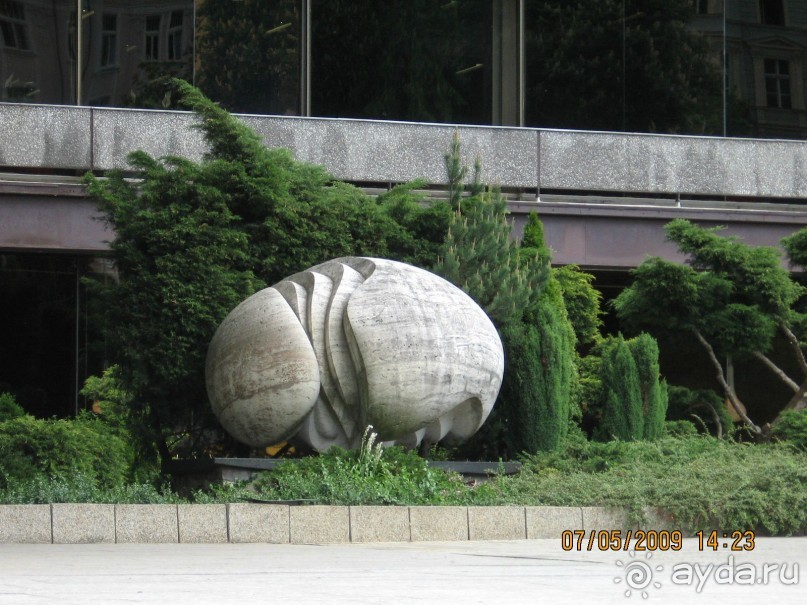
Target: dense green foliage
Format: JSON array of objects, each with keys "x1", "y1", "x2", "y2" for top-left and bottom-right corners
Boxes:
[
  {"x1": 627, "y1": 334, "x2": 668, "y2": 440},
  {"x1": 553, "y1": 264, "x2": 604, "y2": 348},
  {"x1": 223, "y1": 433, "x2": 807, "y2": 535},
  {"x1": 597, "y1": 336, "x2": 644, "y2": 441},
  {"x1": 436, "y1": 136, "x2": 547, "y2": 327},
  {"x1": 436, "y1": 148, "x2": 579, "y2": 458},
  {"x1": 496, "y1": 318, "x2": 572, "y2": 455},
  {"x1": 435, "y1": 195, "x2": 545, "y2": 327},
  {"x1": 0, "y1": 413, "x2": 137, "y2": 490},
  {"x1": 79, "y1": 367, "x2": 159, "y2": 482},
  {"x1": 667, "y1": 385, "x2": 732, "y2": 438},
  {"x1": 2, "y1": 428, "x2": 804, "y2": 535},
  {"x1": 435, "y1": 142, "x2": 582, "y2": 458},
  {"x1": 0, "y1": 474, "x2": 180, "y2": 505},
  {"x1": 771, "y1": 409, "x2": 807, "y2": 451},
  {"x1": 85, "y1": 149, "x2": 259, "y2": 459},
  {"x1": 514, "y1": 215, "x2": 576, "y2": 453},
  {"x1": 0, "y1": 392, "x2": 25, "y2": 422},
  {"x1": 615, "y1": 219, "x2": 807, "y2": 433},
  {"x1": 507, "y1": 433, "x2": 807, "y2": 535},
  {"x1": 591, "y1": 334, "x2": 667, "y2": 441},
  {"x1": 252, "y1": 448, "x2": 468, "y2": 506}
]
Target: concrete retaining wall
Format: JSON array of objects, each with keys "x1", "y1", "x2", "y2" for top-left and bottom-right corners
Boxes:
[
  {"x1": 5, "y1": 103, "x2": 807, "y2": 199},
  {"x1": 0, "y1": 504, "x2": 671, "y2": 544}
]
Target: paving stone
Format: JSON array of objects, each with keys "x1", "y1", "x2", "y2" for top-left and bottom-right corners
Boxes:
[
  {"x1": 468, "y1": 506, "x2": 526, "y2": 540},
  {"x1": 290, "y1": 506, "x2": 349, "y2": 544},
  {"x1": 178, "y1": 504, "x2": 228, "y2": 543},
  {"x1": 640, "y1": 507, "x2": 679, "y2": 532},
  {"x1": 52, "y1": 504, "x2": 115, "y2": 544},
  {"x1": 409, "y1": 506, "x2": 468, "y2": 542},
  {"x1": 581, "y1": 506, "x2": 635, "y2": 532},
  {"x1": 0, "y1": 505, "x2": 51, "y2": 543},
  {"x1": 115, "y1": 505, "x2": 178, "y2": 543},
  {"x1": 227, "y1": 504, "x2": 289, "y2": 543},
  {"x1": 349, "y1": 506, "x2": 410, "y2": 543},
  {"x1": 526, "y1": 506, "x2": 584, "y2": 539}
]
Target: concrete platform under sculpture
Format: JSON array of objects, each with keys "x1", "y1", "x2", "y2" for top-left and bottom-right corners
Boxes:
[{"x1": 206, "y1": 257, "x2": 504, "y2": 451}]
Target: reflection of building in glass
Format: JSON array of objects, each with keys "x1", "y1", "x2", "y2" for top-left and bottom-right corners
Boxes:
[
  {"x1": 693, "y1": 0, "x2": 807, "y2": 138},
  {"x1": 0, "y1": 0, "x2": 194, "y2": 106}
]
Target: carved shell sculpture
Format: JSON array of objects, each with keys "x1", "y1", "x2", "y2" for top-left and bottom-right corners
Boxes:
[{"x1": 205, "y1": 257, "x2": 504, "y2": 451}]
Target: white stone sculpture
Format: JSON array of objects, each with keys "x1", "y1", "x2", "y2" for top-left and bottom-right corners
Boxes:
[{"x1": 205, "y1": 257, "x2": 504, "y2": 451}]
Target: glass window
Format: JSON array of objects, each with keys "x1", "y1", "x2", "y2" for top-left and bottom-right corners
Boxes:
[
  {"x1": 694, "y1": 0, "x2": 722, "y2": 15},
  {"x1": 100, "y1": 13, "x2": 117, "y2": 67},
  {"x1": 195, "y1": 0, "x2": 302, "y2": 115},
  {"x1": 145, "y1": 14, "x2": 160, "y2": 62},
  {"x1": 0, "y1": 0, "x2": 29, "y2": 50},
  {"x1": 168, "y1": 10, "x2": 183, "y2": 61},
  {"x1": 310, "y1": 0, "x2": 492, "y2": 124},
  {"x1": 524, "y1": 0, "x2": 725, "y2": 135},
  {"x1": 759, "y1": 0, "x2": 785, "y2": 26},
  {"x1": 764, "y1": 58, "x2": 791, "y2": 108}
]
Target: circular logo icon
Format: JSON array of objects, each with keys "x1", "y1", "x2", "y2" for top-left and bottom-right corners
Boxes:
[{"x1": 615, "y1": 552, "x2": 663, "y2": 598}]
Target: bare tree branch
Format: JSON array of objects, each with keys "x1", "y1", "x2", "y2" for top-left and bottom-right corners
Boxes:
[
  {"x1": 784, "y1": 379, "x2": 807, "y2": 413},
  {"x1": 689, "y1": 402, "x2": 723, "y2": 439},
  {"x1": 753, "y1": 350, "x2": 799, "y2": 392},
  {"x1": 693, "y1": 329, "x2": 761, "y2": 434},
  {"x1": 781, "y1": 324, "x2": 807, "y2": 376}
]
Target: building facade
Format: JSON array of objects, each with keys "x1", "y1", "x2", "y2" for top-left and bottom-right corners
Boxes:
[
  {"x1": 3, "y1": 1, "x2": 807, "y2": 418},
  {"x1": 3, "y1": 1, "x2": 807, "y2": 137}
]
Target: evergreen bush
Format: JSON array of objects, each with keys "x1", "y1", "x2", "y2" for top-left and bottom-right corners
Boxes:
[
  {"x1": 771, "y1": 409, "x2": 807, "y2": 451},
  {"x1": 553, "y1": 264, "x2": 603, "y2": 348},
  {"x1": 667, "y1": 384, "x2": 732, "y2": 438},
  {"x1": 0, "y1": 414, "x2": 137, "y2": 490},
  {"x1": 597, "y1": 335, "x2": 644, "y2": 440},
  {"x1": 0, "y1": 392, "x2": 25, "y2": 422},
  {"x1": 626, "y1": 333, "x2": 668, "y2": 440},
  {"x1": 498, "y1": 297, "x2": 575, "y2": 454}
]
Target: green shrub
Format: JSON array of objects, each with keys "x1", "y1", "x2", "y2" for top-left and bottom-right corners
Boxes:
[
  {"x1": 252, "y1": 429, "x2": 474, "y2": 505},
  {"x1": 667, "y1": 384, "x2": 732, "y2": 437},
  {"x1": 553, "y1": 264, "x2": 603, "y2": 348},
  {"x1": 597, "y1": 336, "x2": 644, "y2": 440},
  {"x1": 499, "y1": 282, "x2": 575, "y2": 454},
  {"x1": 505, "y1": 435, "x2": 807, "y2": 534},
  {"x1": 0, "y1": 473, "x2": 181, "y2": 504},
  {"x1": 0, "y1": 414, "x2": 136, "y2": 490},
  {"x1": 626, "y1": 333, "x2": 668, "y2": 440},
  {"x1": 0, "y1": 392, "x2": 25, "y2": 422},
  {"x1": 80, "y1": 366, "x2": 159, "y2": 482},
  {"x1": 771, "y1": 409, "x2": 807, "y2": 450},
  {"x1": 664, "y1": 419, "x2": 699, "y2": 437}
]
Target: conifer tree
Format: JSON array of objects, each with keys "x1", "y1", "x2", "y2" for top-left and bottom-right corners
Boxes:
[
  {"x1": 516, "y1": 214, "x2": 576, "y2": 452},
  {"x1": 626, "y1": 333, "x2": 668, "y2": 440},
  {"x1": 598, "y1": 336, "x2": 644, "y2": 441},
  {"x1": 435, "y1": 142, "x2": 546, "y2": 326}
]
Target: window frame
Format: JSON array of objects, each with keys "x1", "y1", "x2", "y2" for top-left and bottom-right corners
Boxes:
[
  {"x1": 0, "y1": 0, "x2": 30, "y2": 51},
  {"x1": 99, "y1": 12, "x2": 118, "y2": 68}
]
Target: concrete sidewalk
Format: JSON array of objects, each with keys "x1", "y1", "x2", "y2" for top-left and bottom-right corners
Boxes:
[{"x1": 0, "y1": 538, "x2": 804, "y2": 605}]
